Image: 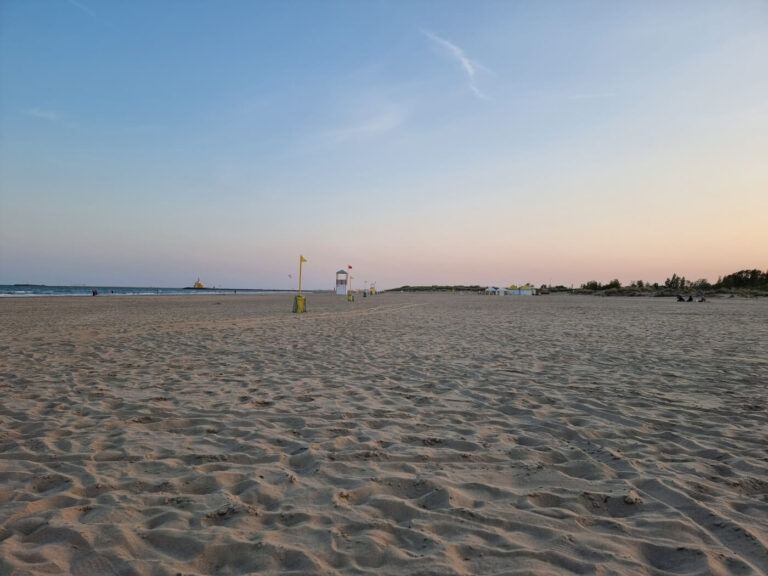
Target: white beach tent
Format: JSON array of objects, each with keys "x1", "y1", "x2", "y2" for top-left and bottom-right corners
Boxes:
[{"x1": 506, "y1": 284, "x2": 536, "y2": 295}]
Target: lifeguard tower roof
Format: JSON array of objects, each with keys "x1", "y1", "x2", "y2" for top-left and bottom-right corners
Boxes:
[{"x1": 336, "y1": 269, "x2": 348, "y2": 275}]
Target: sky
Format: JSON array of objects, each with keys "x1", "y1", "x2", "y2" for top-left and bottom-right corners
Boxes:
[{"x1": 1, "y1": 0, "x2": 766, "y2": 290}]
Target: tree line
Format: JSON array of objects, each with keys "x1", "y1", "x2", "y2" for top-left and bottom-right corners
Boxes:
[
  {"x1": 387, "y1": 269, "x2": 767, "y2": 295},
  {"x1": 578, "y1": 269, "x2": 768, "y2": 293}
]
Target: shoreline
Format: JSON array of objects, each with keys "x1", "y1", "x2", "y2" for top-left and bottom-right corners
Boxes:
[{"x1": 0, "y1": 286, "x2": 332, "y2": 298}]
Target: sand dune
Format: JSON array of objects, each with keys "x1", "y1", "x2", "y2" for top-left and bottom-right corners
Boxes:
[{"x1": 1, "y1": 293, "x2": 766, "y2": 575}]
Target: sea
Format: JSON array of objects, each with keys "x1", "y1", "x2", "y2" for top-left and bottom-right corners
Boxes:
[{"x1": 0, "y1": 285, "x2": 316, "y2": 297}]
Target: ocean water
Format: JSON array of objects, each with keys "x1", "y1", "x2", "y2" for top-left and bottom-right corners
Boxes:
[{"x1": 0, "y1": 285, "x2": 309, "y2": 297}]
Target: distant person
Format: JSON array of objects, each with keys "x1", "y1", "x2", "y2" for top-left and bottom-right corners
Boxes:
[{"x1": 92, "y1": 289, "x2": 98, "y2": 296}]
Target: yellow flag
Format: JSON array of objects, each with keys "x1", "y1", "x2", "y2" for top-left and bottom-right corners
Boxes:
[{"x1": 300, "y1": 255, "x2": 307, "y2": 263}]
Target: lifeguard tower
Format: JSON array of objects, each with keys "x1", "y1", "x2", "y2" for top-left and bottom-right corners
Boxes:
[{"x1": 335, "y1": 269, "x2": 349, "y2": 295}]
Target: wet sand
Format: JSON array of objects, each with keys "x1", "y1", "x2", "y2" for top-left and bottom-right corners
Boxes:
[{"x1": 1, "y1": 292, "x2": 766, "y2": 575}]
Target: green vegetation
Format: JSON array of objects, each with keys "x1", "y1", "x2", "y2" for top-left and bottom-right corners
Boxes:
[
  {"x1": 719, "y1": 269, "x2": 768, "y2": 290},
  {"x1": 577, "y1": 269, "x2": 768, "y2": 296},
  {"x1": 387, "y1": 269, "x2": 768, "y2": 297}
]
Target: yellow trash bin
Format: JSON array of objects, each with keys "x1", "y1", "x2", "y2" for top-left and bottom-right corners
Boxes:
[{"x1": 293, "y1": 295, "x2": 306, "y2": 313}]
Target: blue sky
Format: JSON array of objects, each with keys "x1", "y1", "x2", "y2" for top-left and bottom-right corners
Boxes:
[{"x1": 1, "y1": 0, "x2": 766, "y2": 289}]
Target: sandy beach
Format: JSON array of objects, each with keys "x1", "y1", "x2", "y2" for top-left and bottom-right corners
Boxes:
[{"x1": 1, "y1": 292, "x2": 766, "y2": 575}]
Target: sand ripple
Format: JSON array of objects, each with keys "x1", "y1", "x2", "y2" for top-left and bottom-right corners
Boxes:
[{"x1": 1, "y1": 293, "x2": 767, "y2": 574}]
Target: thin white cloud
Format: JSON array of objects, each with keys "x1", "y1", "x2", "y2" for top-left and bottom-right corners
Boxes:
[
  {"x1": 67, "y1": 0, "x2": 110, "y2": 27},
  {"x1": 312, "y1": 107, "x2": 405, "y2": 150},
  {"x1": 330, "y1": 110, "x2": 402, "y2": 141},
  {"x1": 67, "y1": 0, "x2": 97, "y2": 19},
  {"x1": 423, "y1": 30, "x2": 489, "y2": 100},
  {"x1": 25, "y1": 108, "x2": 61, "y2": 121},
  {"x1": 568, "y1": 92, "x2": 617, "y2": 100}
]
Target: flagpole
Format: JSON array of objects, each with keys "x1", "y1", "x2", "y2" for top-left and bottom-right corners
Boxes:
[
  {"x1": 298, "y1": 256, "x2": 303, "y2": 296},
  {"x1": 294, "y1": 255, "x2": 308, "y2": 313}
]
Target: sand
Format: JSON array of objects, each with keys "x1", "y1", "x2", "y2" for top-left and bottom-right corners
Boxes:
[{"x1": 0, "y1": 292, "x2": 766, "y2": 575}]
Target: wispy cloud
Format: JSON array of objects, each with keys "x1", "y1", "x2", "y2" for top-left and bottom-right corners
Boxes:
[
  {"x1": 67, "y1": 0, "x2": 110, "y2": 27},
  {"x1": 423, "y1": 30, "x2": 489, "y2": 100},
  {"x1": 68, "y1": 0, "x2": 97, "y2": 19},
  {"x1": 303, "y1": 103, "x2": 406, "y2": 153},
  {"x1": 327, "y1": 109, "x2": 403, "y2": 143},
  {"x1": 25, "y1": 108, "x2": 61, "y2": 121},
  {"x1": 567, "y1": 92, "x2": 616, "y2": 101}
]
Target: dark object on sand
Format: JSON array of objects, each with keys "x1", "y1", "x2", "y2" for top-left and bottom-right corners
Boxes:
[
  {"x1": 677, "y1": 295, "x2": 685, "y2": 302},
  {"x1": 92, "y1": 289, "x2": 98, "y2": 296}
]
